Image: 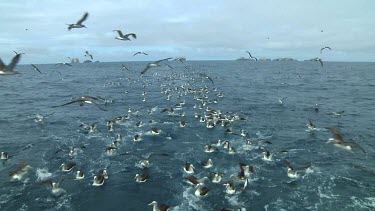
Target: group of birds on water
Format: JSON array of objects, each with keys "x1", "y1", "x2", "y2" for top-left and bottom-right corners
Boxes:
[{"x1": 0, "y1": 11, "x2": 371, "y2": 211}]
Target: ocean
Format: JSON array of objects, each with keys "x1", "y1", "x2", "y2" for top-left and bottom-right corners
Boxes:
[{"x1": 0, "y1": 60, "x2": 374, "y2": 211}]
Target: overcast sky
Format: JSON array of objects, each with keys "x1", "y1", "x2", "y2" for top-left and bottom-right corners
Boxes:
[{"x1": 1, "y1": 0, "x2": 374, "y2": 64}]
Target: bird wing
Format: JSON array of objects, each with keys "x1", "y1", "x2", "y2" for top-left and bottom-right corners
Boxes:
[
  {"x1": 154, "y1": 57, "x2": 173, "y2": 64},
  {"x1": 52, "y1": 99, "x2": 83, "y2": 108},
  {"x1": 113, "y1": 30, "x2": 124, "y2": 37},
  {"x1": 31, "y1": 64, "x2": 42, "y2": 74},
  {"x1": 7, "y1": 53, "x2": 21, "y2": 71},
  {"x1": 308, "y1": 119, "x2": 315, "y2": 127},
  {"x1": 125, "y1": 33, "x2": 137, "y2": 39},
  {"x1": 140, "y1": 65, "x2": 152, "y2": 75},
  {"x1": 143, "y1": 52, "x2": 148, "y2": 55},
  {"x1": 318, "y1": 59, "x2": 323, "y2": 67},
  {"x1": 199, "y1": 73, "x2": 214, "y2": 85},
  {"x1": 283, "y1": 160, "x2": 294, "y2": 170},
  {"x1": 91, "y1": 101, "x2": 107, "y2": 111},
  {"x1": 148, "y1": 153, "x2": 169, "y2": 159},
  {"x1": 164, "y1": 63, "x2": 173, "y2": 69},
  {"x1": 89, "y1": 54, "x2": 93, "y2": 60},
  {"x1": 327, "y1": 127, "x2": 345, "y2": 142},
  {"x1": 246, "y1": 51, "x2": 252, "y2": 58},
  {"x1": 76, "y1": 12, "x2": 89, "y2": 25},
  {"x1": 0, "y1": 58, "x2": 5, "y2": 69},
  {"x1": 133, "y1": 52, "x2": 140, "y2": 56}
]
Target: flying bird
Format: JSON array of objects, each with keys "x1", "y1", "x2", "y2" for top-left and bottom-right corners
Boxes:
[
  {"x1": 67, "y1": 12, "x2": 89, "y2": 30},
  {"x1": 0, "y1": 53, "x2": 21, "y2": 75},
  {"x1": 113, "y1": 30, "x2": 137, "y2": 41},
  {"x1": 326, "y1": 127, "x2": 365, "y2": 153},
  {"x1": 133, "y1": 52, "x2": 148, "y2": 56},
  {"x1": 84, "y1": 51, "x2": 93, "y2": 60},
  {"x1": 31, "y1": 64, "x2": 42, "y2": 74},
  {"x1": 13, "y1": 51, "x2": 25, "y2": 55},
  {"x1": 199, "y1": 73, "x2": 214, "y2": 85},
  {"x1": 122, "y1": 64, "x2": 130, "y2": 71},
  {"x1": 246, "y1": 51, "x2": 258, "y2": 61},
  {"x1": 140, "y1": 57, "x2": 173, "y2": 74},
  {"x1": 52, "y1": 96, "x2": 107, "y2": 111},
  {"x1": 320, "y1": 47, "x2": 332, "y2": 54},
  {"x1": 315, "y1": 58, "x2": 324, "y2": 67}
]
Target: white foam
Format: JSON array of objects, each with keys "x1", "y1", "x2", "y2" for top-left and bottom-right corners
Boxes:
[{"x1": 36, "y1": 168, "x2": 52, "y2": 181}]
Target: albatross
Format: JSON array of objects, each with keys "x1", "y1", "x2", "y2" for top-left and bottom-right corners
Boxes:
[
  {"x1": 326, "y1": 127, "x2": 365, "y2": 153},
  {"x1": 0, "y1": 53, "x2": 21, "y2": 75},
  {"x1": 140, "y1": 57, "x2": 173, "y2": 74},
  {"x1": 67, "y1": 12, "x2": 89, "y2": 30},
  {"x1": 52, "y1": 96, "x2": 107, "y2": 111},
  {"x1": 113, "y1": 30, "x2": 137, "y2": 41},
  {"x1": 320, "y1": 47, "x2": 332, "y2": 54}
]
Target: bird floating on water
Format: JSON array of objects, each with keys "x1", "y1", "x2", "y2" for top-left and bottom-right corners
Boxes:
[{"x1": 67, "y1": 12, "x2": 89, "y2": 30}]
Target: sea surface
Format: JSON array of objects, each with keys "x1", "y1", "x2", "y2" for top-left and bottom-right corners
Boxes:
[{"x1": 0, "y1": 60, "x2": 375, "y2": 211}]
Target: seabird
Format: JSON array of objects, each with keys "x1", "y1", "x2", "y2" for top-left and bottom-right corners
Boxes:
[
  {"x1": 84, "y1": 51, "x2": 93, "y2": 60},
  {"x1": 75, "y1": 170, "x2": 85, "y2": 180},
  {"x1": 315, "y1": 58, "x2": 324, "y2": 67},
  {"x1": 195, "y1": 185, "x2": 210, "y2": 196},
  {"x1": 133, "y1": 134, "x2": 142, "y2": 142},
  {"x1": 0, "y1": 53, "x2": 21, "y2": 75},
  {"x1": 204, "y1": 145, "x2": 218, "y2": 153},
  {"x1": 223, "y1": 182, "x2": 236, "y2": 194},
  {"x1": 151, "y1": 127, "x2": 160, "y2": 134},
  {"x1": 60, "y1": 163, "x2": 76, "y2": 172},
  {"x1": 283, "y1": 160, "x2": 311, "y2": 178},
  {"x1": 135, "y1": 172, "x2": 149, "y2": 183},
  {"x1": 186, "y1": 175, "x2": 209, "y2": 186},
  {"x1": 92, "y1": 175, "x2": 105, "y2": 186},
  {"x1": 148, "y1": 201, "x2": 171, "y2": 211},
  {"x1": 122, "y1": 64, "x2": 130, "y2": 71},
  {"x1": 13, "y1": 50, "x2": 25, "y2": 55},
  {"x1": 326, "y1": 111, "x2": 345, "y2": 116},
  {"x1": 9, "y1": 161, "x2": 32, "y2": 181},
  {"x1": 52, "y1": 96, "x2": 107, "y2": 111},
  {"x1": 67, "y1": 12, "x2": 89, "y2": 30},
  {"x1": 36, "y1": 179, "x2": 64, "y2": 195},
  {"x1": 238, "y1": 163, "x2": 254, "y2": 179},
  {"x1": 184, "y1": 162, "x2": 195, "y2": 174},
  {"x1": 245, "y1": 51, "x2": 258, "y2": 61},
  {"x1": 320, "y1": 47, "x2": 332, "y2": 54},
  {"x1": 133, "y1": 52, "x2": 148, "y2": 56},
  {"x1": 120, "y1": 152, "x2": 169, "y2": 168},
  {"x1": 79, "y1": 122, "x2": 98, "y2": 133},
  {"x1": 278, "y1": 97, "x2": 288, "y2": 104},
  {"x1": 113, "y1": 30, "x2": 137, "y2": 41},
  {"x1": 262, "y1": 149, "x2": 272, "y2": 161},
  {"x1": 105, "y1": 146, "x2": 117, "y2": 155},
  {"x1": 201, "y1": 159, "x2": 213, "y2": 168},
  {"x1": 199, "y1": 73, "x2": 214, "y2": 85},
  {"x1": 307, "y1": 119, "x2": 316, "y2": 131},
  {"x1": 210, "y1": 172, "x2": 224, "y2": 183},
  {"x1": 1, "y1": 152, "x2": 9, "y2": 160},
  {"x1": 31, "y1": 64, "x2": 42, "y2": 74},
  {"x1": 140, "y1": 57, "x2": 173, "y2": 74},
  {"x1": 326, "y1": 127, "x2": 365, "y2": 153},
  {"x1": 179, "y1": 120, "x2": 186, "y2": 127}
]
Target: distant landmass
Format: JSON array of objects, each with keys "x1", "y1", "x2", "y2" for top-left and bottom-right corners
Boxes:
[
  {"x1": 304, "y1": 57, "x2": 319, "y2": 61},
  {"x1": 273, "y1": 58, "x2": 298, "y2": 61},
  {"x1": 83, "y1": 60, "x2": 93, "y2": 63}
]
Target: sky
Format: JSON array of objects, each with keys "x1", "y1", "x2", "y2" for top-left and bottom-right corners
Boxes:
[{"x1": 1, "y1": 0, "x2": 375, "y2": 64}]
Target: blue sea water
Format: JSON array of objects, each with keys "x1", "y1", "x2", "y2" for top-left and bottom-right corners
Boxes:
[{"x1": 0, "y1": 60, "x2": 375, "y2": 211}]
